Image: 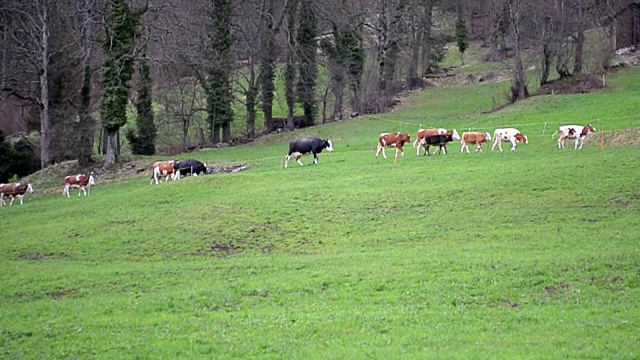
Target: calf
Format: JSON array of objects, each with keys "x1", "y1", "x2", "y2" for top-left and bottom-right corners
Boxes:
[
  {"x1": 0, "y1": 183, "x2": 34, "y2": 206},
  {"x1": 460, "y1": 132, "x2": 492, "y2": 153},
  {"x1": 284, "y1": 138, "x2": 334, "y2": 168},
  {"x1": 175, "y1": 159, "x2": 208, "y2": 177},
  {"x1": 554, "y1": 123, "x2": 596, "y2": 149},
  {"x1": 413, "y1": 128, "x2": 461, "y2": 155},
  {"x1": 151, "y1": 160, "x2": 179, "y2": 184},
  {"x1": 63, "y1": 173, "x2": 96, "y2": 197},
  {"x1": 376, "y1": 132, "x2": 411, "y2": 164},
  {"x1": 491, "y1": 128, "x2": 528, "y2": 152},
  {"x1": 422, "y1": 133, "x2": 457, "y2": 155}
]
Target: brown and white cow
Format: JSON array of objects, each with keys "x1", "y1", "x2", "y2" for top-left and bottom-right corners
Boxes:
[
  {"x1": 376, "y1": 132, "x2": 411, "y2": 165},
  {"x1": 63, "y1": 173, "x2": 96, "y2": 197},
  {"x1": 413, "y1": 128, "x2": 461, "y2": 155},
  {"x1": 492, "y1": 128, "x2": 528, "y2": 152},
  {"x1": 0, "y1": 183, "x2": 34, "y2": 206},
  {"x1": 460, "y1": 132, "x2": 492, "y2": 153},
  {"x1": 151, "y1": 160, "x2": 179, "y2": 185},
  {"x1": 554, "y1": 123, "x2": 596, "y2": 149}
]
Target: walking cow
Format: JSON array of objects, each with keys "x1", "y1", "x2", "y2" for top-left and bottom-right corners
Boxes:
[
  {"x1": 0, "y1": 183, "x2": 34, "y2": 206},
  {"x1": 284, "y1": 138, "x2": 334, "y2": 168},
  {"x1": 554, "y1": 123, "x2": 596, "y2": 150},
  {"x1": 376, "y1": 132, "x2": 411, "y2": 164},
  {"x1": 175, "y1": 159, "x2": 208, "y2": 177},
  {"x1": 492, "y1": 128, "x2": 528, "y2": 152},
  {"x1": 63, "y1": 173, "x2": 96, "y2": 197},
  {"x1": 150, "y1": 160, "x2": 179, "y2": 184}
]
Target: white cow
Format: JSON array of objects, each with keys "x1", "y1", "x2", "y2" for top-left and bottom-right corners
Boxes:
[
  {"x1": 554, "y1": 123, "x2": 596, "y2": 149},
  {"x1": 492, "y1": 128, "x2": 528, "y2": 152}
]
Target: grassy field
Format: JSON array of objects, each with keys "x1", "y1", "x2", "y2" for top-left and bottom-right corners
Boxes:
[{"x1": 1, "y1": 67, "x2": 639, "y2": 359}]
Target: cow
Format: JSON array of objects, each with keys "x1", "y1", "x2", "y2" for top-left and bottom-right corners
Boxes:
[
  {"x1": 491, "y1": 128, "x2": 528, "y2": 152},
  {"x1": 284, "y1": 138, "x2": 334, "y2": 168},
  {"x1": 175, "y1": 159, "x2": 208, "y2": 177},
  {"x1": 421, "y1": 133, "x2": 458, "y2": 155},
  {"x1": 376, "y1": 132, "x2": 411, "y2": 164},
  {"x1": 0, "y1": 183, "x2": 34, "y2": 206},
  {"x1": 460, "y1": 132, "x2": 492, "y2": 153},
  {"x1": 554, "y1": 123, "x2": 596, "y2": 149},
  {"x1": 63, "y1": 173, "x2": 95, "y2": 197},
  {"x1": 413, "y1": 128, "x2": 460, "y2": 155},
  {"x1": 151, "y1": 160, "x2": 179, "y2": 185}
]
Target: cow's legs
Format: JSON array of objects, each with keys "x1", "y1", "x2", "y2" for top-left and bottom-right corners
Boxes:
[
  {"x1": 284, "y1": 155, "x2": 291, "y2": 168},
  {"x1": 313, "y1": 153, "x2": 319, "y2": 165},
  {"x1": 375, "y1": 144, "x2": 383, "y2": 158},
  {"x1": 510, "y1": 139, "x2": 517, "y2": 151},
  {"x1": 296, "y1": 156, "x2": 304, "y2": 167},
  {"x1": 416, "y1": 141, "x2": 422, "y2": 156},
  {"x1": 81, "y1": 187, "x2": 87, "y2": 196},
  {"x1": 19, "y1": 195, "x2": 24, "y2": 205},
  {"x1": 491, "y1": 139, "x2": 500, "y2": 152},
  {"x1": 400, "y1": 147, "x2": 404, "y2": 157},
  {"x1": 477, "y1": 144, "x2": 482, "y2": 152},
  {"x1": 9, "y1": 196, "x2": 14, "y2": 206},
  {"x1": 558, "y1": 137, "x2": 563, "y2": 149}
]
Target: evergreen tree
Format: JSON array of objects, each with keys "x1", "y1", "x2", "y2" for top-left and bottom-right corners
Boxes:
[
  {"x1": 205, "y1": 0, "x2": 234, "y2": 143},
  {"x1": 0, "y1": 129, "x2": 16, "y2": 182},
  {"x1": 126, "y1": 55, "x2": 156, "y2": 155},
  {"x1": 455, "y1": 14, "x2": 469, "y2": 65},
  {"x1": 296, "y1": 0, "x2": 317, "y2": 127},
  {"x1": 100, "y1": 0, "x2": 143, "y2": 166}
]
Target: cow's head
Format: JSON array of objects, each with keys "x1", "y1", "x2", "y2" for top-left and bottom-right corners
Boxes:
[
  {"x1": 484, "y1": 132, "x2": 492, "y2": 140},
  {"x1": 586, "y1": 124, "x2": 596, "y2": 133},
  {"x1": 515, "y1": 133, "x2": 528, "y2": 144},
  {"x1": 89, "y1": 173, "x2": 96, "y2": 186},
  {"x1": 203, "y1": 163, "x2": 208, "y2": 174},
  {"x1": 324, "y1": 139, "x2": 334, "y2": 152},
  {"x1": 451, "y1": 129, "x2": 461, "y2": 141},
  {"x1": 26, "y1": 184, "x2": 34, "y2": 193},
  {"x1": 402, "y1": 133, "x2": 411, "y2": 143}
]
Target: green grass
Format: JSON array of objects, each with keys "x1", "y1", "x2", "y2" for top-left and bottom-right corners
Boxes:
[{"x1": 1, "y1": 68, "x2": 639, "y2": 359}]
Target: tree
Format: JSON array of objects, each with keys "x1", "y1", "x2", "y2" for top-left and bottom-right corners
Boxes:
[
  {"x1": 125, "y1": 54, "x2": 156, "y2": 155},
  {"x1": 455, "y1": 10, "x2": 469, "y2": 65},
  {"x1": 100, "y1": 0, "x2": 146, "y2": 167},
  {"x1": 0, "y1": 129, "x2": 16, "y2": 182},
  {"x1": 204, "y1": 0, "x2": 234, "y2": 144},
  {"x1": 284, "y1": 0, "x2": 299, "y2": 130},
  {"x1": 296, "y1": 0, "x2": 318, "y2": 127},
  {"x1": 259, "y1": 0, "x2": 276, "y2": 132},
  {"x1": 420, "y1": 0, "x2": 435, "y2": 75}
]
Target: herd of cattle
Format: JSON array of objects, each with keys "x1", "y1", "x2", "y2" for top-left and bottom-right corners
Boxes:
[{"x1": 0, "y1": 122, "x2": 597, "y2": 207}]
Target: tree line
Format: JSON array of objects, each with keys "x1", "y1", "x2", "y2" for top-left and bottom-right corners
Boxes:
[{"x1": 0, "y1": 0, "x2": 628, "y2": 176}]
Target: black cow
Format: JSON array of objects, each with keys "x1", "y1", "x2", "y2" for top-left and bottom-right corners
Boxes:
[
  {"x1": 284, "y1": 138, "x2": 334, "y2": 168},
  {"x1": 422, "y1": 134, "x2": 456, "y2": 156},
  {"x1": 175, "y1": 159, "x2": 208, "y2": 177}
]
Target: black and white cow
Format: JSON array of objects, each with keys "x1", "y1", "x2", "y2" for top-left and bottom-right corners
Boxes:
[
  {"x1": 422, "y1": 133, "x2": 458, "y2": 155},
  {"x1": 284, "y1": 138, "x2": 334, "y2": 168},
  {"x1": 175, "y1": 159, "x2": 208, "y2": 178}
]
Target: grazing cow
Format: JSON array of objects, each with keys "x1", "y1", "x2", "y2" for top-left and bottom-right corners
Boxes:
[
  {"x1": 175, "y1": 159, "x2": 208, "y2": 177},
  {"x1": 554, "y1": 123, "x2": 596, "y2": 149},
  {"x1": 151, "y1": 160, "x2": 179, "y2": 185},
  {"x1": 0, "y1": 183, "x2": 34, "y2": 206},
  {"x1": 460, "y1": 132, "x2": 492, "y2": 153},
  {"x1": 284, "y1": 138, "x2": 334, "y2": 168},
  {"x1": 413, "y1": 128, "x2": 460, "y2": 155},
  {"x1": 63, "y1": 173, "x2": 96, "y2": 197},
  {"x1": 376, "y1": 132, "x2": 411, "y2": 164},
  {"x1": 491, "y1": 128, "x2": 529, "y2": 152},
  {"x1": 422, "y1": 133, "x2": 458, "y2": 155}
]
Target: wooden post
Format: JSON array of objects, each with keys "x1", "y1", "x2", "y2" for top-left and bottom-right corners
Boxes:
[
  {"x1": 601, "y1": 131, "x2": 604, "y2": 151},
  {"x1": 542, "y1": 122, "x2": 547, "y2": 136}
]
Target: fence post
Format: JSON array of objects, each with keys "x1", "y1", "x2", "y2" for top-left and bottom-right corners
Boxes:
[{"x1": 541, "y1": 122, "x2": 547, "y2": 136}]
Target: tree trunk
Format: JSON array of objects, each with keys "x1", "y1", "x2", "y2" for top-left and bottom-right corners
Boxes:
[
  {"x1": 104, "y1": 128, "x2": 119, "y2": 167},
  {"x1": 222, "y1": 122, "x2": 231, "y2": 143},
  {"x1": 212, "y1": 123, "x2": 221, "y2": 144},
  {"x1": 246, "y1": 62, "x2": 257, "y2": 139},
  {"x1": 260, "y1": 0, "x2": 275, "y2": 132},
  {"x1": 39, "y1": 0, "x2": 52, "y2": 168},
  {"x1": 183, "y1": 119, "x2": 189, "y2": 150},
  {"x1": 421, "y1": 0, "x2": 434, "y2": 75},
  {"x1": 77, "y1": 62, "x2": 94, "y2": 166},
  {"x1": 574, "y1": 30, "x2": 585, "y2": 75},
  {"x1": 333, "y1": 80, "x2": 344, "y2": 120},
  {"x1": 407, "y1": 22, "x2": 422, "y2": 88}
]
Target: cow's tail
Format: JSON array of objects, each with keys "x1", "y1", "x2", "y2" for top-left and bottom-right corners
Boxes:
[{"x1": 551, "y1": 130, "x2": 558, "y2": 139}]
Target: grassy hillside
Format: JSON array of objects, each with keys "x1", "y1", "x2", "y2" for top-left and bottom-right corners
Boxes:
[{"x1": 1, "y1": 67, "x2": 639, "y2": 359}]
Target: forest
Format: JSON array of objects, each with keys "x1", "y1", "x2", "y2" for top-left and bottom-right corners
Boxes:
[{"x1": 0, "y1": 0, "x2": 632, "y2": 180}]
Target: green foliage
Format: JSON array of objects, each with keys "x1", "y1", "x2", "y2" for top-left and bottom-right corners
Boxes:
[
  {"x1": 296, "y1": 0, "x2": 318, "y2": 126},
  {"x1": 430, "y1": 34, "x2": 448, "y2": 70},
  {"x1": 0, "y1": 68, "x2": 639, "y2": 359},
  {"x1": 100, "y1": 0, "x2": 140, "y2": 132},
  {"x1": 126, "y1": 56, "x2": 156, "y2": 155},
  {"x1": 455, "y1": 15, "x2": 469, "y2": 61}
]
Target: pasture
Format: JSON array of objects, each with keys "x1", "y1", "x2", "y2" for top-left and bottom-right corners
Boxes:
[{"x1": 1, "y1": 68, "x2": 639, "y2": 359}]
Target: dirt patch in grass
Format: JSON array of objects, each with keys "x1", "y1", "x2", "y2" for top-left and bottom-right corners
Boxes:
[
  {"x1": 16, "y1": 252, "x2": 74, "y2": 261},
  {"x1": 544, "y1": 282, "x2": 571, "y2": 296},
  {"x1": 49, "y1": 288, "x2": 78, "y2": 300},
  {"x1": 536, "y1": 75, "x2": 606, "y2": 96},
  {"x1": 584, "y1": 127, "x2": 640, "y2": 147}
]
